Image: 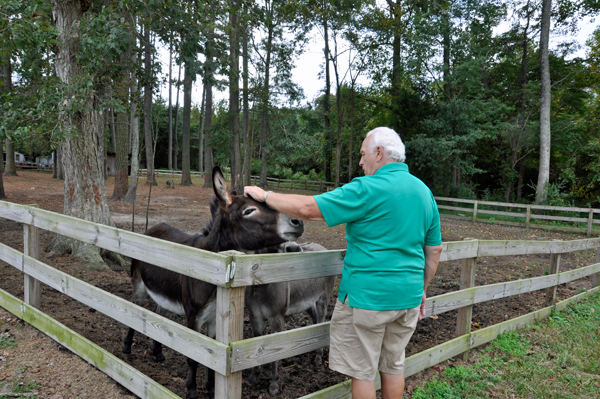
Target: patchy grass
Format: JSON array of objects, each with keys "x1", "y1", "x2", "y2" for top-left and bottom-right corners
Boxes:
[{"x1": 412, "y1": 292, "x2": 600, "y2": 398}]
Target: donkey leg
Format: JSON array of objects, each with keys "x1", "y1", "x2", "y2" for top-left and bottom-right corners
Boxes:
[
  {"x1": 123, "y1": 277, "x2": 148, "y2": 355},
  {"x1": 151, "y1": 305, "x2": 168, "y2": 362},
  {"x1": 185, "y1": 315, "x2": 201, "y2": 399},
  {"x1": 248, "y1": 314, "x2": 266, "y2": 386},
  {"x1": 307, "y1": 296, "x2": 328, "y2": 367},
  {"x1": 203, "y1": 318, "x2": 216, "y2": 396},
  {"x1": 268, "y1": 316, "x2": 285, "y2": 396}
]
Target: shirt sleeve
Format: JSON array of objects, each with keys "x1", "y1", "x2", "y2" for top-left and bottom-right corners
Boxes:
[
  {"x1": 313, "y1": 179, "x2": 368, "y2": 227},
  {"x1": 424, "y1": 195, "x2": 442, "y2": 246}
]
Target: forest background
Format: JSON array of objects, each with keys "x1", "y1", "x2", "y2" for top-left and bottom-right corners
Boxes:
[{"x1": 2, "y1": 0, "x2": 600, "y2": 230}]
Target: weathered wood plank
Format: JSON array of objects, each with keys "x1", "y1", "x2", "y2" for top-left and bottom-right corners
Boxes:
[
  {"x1": 404, "y1": 335, "x2": 471, "y2": 377},
  {"x1": 477, "y1": 240, "x2": 555, "y2": 257},
  {"x1": 23, "y1": 222, "x2": 41, "y2": 308},
  {"x1": 558, "y1": 263, "x2": 600, "y2": 284},
  {"x1": 437, "y1": 205, "x2": 474, "y2": 213},
  {"x1": 0, "y1": 201, "x2": 229, "y2": 285},
  {"x1": 473, "y1": 275, "x2": 558, "y2": 304},
  {"x1": 425, "y1": 289, "x2": 474, "y2": 317},
  {"x1": 530, "y1": 214, "x2": 588, "y2": 223},
  {"x1": 435, "y1": 197, "x2": 477, "y2": 205},
  {"x1": 440, "y1": 240, "x2": 478, "y2": 262},
  {"x1": 477, "y1": 209, "x2": 526, "y2": 218},
  {"x1": 231, "y1": 250, "x2": 345, "y2": 287},
  {"x1": 0, "y1": 288, "x2": 182, "y2": 399},
  {"x1": 546, "y1": 254, "x2": 561, "y2": 306},
  {"x1": 215, "y1": 285, "x2": 245, "y2": 399},
  {"x1": 552, "y1": 238, "x2": 600, "y2": 254},
  {"x1": 0, "y1": 243, "x2": 229, "y2": 375},
  {"x1": 530, "y1": 204, "x2": 596, "y2": 213},
  {"x1": 230, "y1": 322, "x2": 330, "y2": 373}
]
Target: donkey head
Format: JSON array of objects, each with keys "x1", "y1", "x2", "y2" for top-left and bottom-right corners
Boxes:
[{"x1": 204, "y1": 166, "x2": 304, "y2": 252}]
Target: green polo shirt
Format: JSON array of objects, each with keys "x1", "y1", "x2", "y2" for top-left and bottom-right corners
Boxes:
[{"x1": 314, "y1": 162, "x2": 442, "y2": 311}]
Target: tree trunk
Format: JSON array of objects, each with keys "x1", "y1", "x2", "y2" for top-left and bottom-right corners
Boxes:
[
  {"x1": 56, "y1": 146, "x2": 63, "y2": 180},
  {"x1": 348, "y1": 84, "x2": 355, "y2": 182},
  {"x1": 259, "y1": 19, "x2": 274, "y2": 188},
  {"x1": 4, "y1": 139, "x2": 17, "y2": 176},
  {"x1": 229, "y1": 0, "x2": 242, "y2": 193},
  {"x1": 49, "y1": 0, "x2": 112, "y2": 269},
  {"x1": 242, "y1": 17, "x2": 251, "y2": 186},
  {"x1": 323, "y1": 15, "x2": 332, "y2": 183},
  {"x1": 180, "y1": 65, "x2": 193, "y2": 186},
  {"x1": 198, "y1": 84, "x2": 205, "y2": 176},
  {"x1": 3, "y1": 55, "x2": 16, "y2": 177},
  {"x1": 0, "y1": 147, "x2": 5, "y2": 199},
  {"x1": 389, "y1": 0, "x2": 402, "y2": 133},
  {"x1": 168, "y1": 38, "x2": 173, "y2": 171},
  {"x1": 536, "y1": 0, "x2": 552, "y2": 204},
  {"x1": 124, "y1": 75, "x2": 140, "y2": 205},
  {"x1": 202, "y1": 5, "x2": 215, "y2": 188},
  {"x1": 173, "y1": 64, "x2": 181, "y2": 171},
  {"x1": 442, "y1": 10, "x2": 451, "y2": 102},
  {"x1": 111, "y1": 50, "x2": 131, "y2": 201},
  {"x1": 143, "y1": 25, "x2": 156, "y2": 186}
]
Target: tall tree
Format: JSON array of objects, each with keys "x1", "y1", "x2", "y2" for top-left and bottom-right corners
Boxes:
[
  {"x1": 202, "y1": 1, "x2": 216, "y2": 189},
  {"x1": 536, "y1": 0, "x2": 552, "y2": 204},
  {"x1": 242, "y1": 7, "x2": 251, "y2": 186},
  {"x1": 230, "y1": 0, "x2": 243, "y2": 193},
  {"x1": 48, "y1": 0, "x2": 114, "y2": 268},
  {"x1": 143, "y1": 25, "x2": 157, "y2": 186},
  {"x1": 180, "y1": 65, "x2": 193, "y2": 185}
]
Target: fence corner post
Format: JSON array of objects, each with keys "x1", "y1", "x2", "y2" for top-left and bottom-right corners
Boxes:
[
  {"x1": 472, "y1": 201, "x2": 478, "y2": 223},
  {"x1": 215, "y1": 251, "x2": 245, "y2": 399},
  {"x1": 455, "y1": 238, "x2": 477, "y2": 361},
  {"x1": 546, "y1": 248, "x2": 561, "y2": 307},
  {"x1": 23, "y1": 204, "x2": 41, "y2": 309},
  {"x1": 587, "y1": 209, "x2": 594, "y2": 238}
]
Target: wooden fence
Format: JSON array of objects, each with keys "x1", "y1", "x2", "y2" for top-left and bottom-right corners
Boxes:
[
  {"x1": 435, "y1": 197, "x2": 600, "y2": 237},
  {"x1": 1, "y1": 201, "x2": 600, "y2": 398}
]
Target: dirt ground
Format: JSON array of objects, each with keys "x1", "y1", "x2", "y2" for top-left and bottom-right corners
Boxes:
[{"x1": 0, "y1": 170, "x2": 597, "y2": 399}]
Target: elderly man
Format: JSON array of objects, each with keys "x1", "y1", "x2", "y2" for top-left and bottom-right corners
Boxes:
[{"x1": 244, "y1": 127, "x2": 443, "y2": 399}]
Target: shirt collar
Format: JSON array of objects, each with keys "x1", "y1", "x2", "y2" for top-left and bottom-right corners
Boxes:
[{"x1": 374, "y1": 162, "x2": 408, "y2": 175}]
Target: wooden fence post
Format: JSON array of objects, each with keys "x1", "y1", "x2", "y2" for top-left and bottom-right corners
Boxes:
[
  {"x1": 546, "y1": 252, "x2": 561, "y2": 306},
  {"x1": 215, "y1": 251, "x2": 245, "y2": 399},
  {"x1": 23, "y1": 205, "x2": 41, "y2": 309},
  {"x1": 592, "y1": 247, "x2": 600, "y2": 288},
  {"x1": 587, "y1": 209, "x2": 594, "y2": 238},
  {"x1": 455, "y1": 238, "x2": 477, "y2": 360},
  {"x1": 472, "y1": 201, "x2": 478, "y2": 223},
  {"x1": 526, "y1": 205, "x2": 531, "y2": 229}
]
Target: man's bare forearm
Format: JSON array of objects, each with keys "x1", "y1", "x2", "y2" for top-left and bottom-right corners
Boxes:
[
  {"x1": 423, "y1": 244, "x2": 443, "y2": 291},
  {"x1": 244, "y1": 186, "x2": 324, "y2": 221}
]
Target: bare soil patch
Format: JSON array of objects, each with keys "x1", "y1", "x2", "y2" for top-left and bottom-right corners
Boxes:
[{"x1": 0, "y1": 170, "x2": 597, "y2": 398}]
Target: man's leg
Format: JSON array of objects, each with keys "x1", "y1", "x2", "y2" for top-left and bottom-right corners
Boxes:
[
  {"x1": 351, "y1": 378, "x2": 376, "y2": 399},
  {"x1": 380, "y1": 372, "x2": 404, "y2": 399}
]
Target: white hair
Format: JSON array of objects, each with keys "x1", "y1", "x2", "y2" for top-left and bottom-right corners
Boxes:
[{"x1": 366, "y1": 127, "x2": 406, "y2": 162}]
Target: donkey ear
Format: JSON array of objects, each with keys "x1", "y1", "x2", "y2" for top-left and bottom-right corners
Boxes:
[{"x1": 212, "y1": 166, "x2": 233, "y2": 206}]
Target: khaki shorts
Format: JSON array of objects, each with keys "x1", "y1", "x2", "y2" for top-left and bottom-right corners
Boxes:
[{"x1": 328, "y1": 298, "x2": 420, "y2": 381}]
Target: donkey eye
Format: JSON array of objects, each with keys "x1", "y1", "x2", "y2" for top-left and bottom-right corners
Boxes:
[{"x1": 243, "y1": 207, "x2": 257, "y2": 216}]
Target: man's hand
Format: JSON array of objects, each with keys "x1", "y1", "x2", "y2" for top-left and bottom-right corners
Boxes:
[
  {"x1": 419, "y1": 293, "x2": 427, "y2": 321},
  {"x1": 244, "y1": 186, "x2": 266, "y2": 202}
]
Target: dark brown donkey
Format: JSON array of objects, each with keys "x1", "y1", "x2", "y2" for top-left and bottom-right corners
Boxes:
[
  {"x1": 245, "y1": 241, "x2": 335, "y2": 396},
  {"x1": 122, "y1": 167, "x2": 304, "y2": 399}
]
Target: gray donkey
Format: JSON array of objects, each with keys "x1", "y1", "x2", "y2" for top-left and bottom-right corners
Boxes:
[{"x1": 245, "y1": 241, "x2": 335, "y2": 396}]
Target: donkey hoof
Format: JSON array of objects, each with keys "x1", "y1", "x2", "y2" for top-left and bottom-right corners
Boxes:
[
  {"x1": 154, "y1": 353, "x2": 165, "y2": 362},
  {"x1": 248, "y1": 374, "x2": 258, "y2": 385},
  {"x1": 269, "y1": 382, "x2": 279, "y2": 396},
  {"x1": 185, "y1": 391, "x2": 199, "y2": 399}
]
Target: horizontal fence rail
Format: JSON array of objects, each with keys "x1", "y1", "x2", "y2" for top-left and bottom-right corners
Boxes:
[
  {"x1": 435, "y1": 196, "x2": 600, "y2": 237},
  {"x1": 0, "y1": 201, "x2": 599, "y2": 399}
]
